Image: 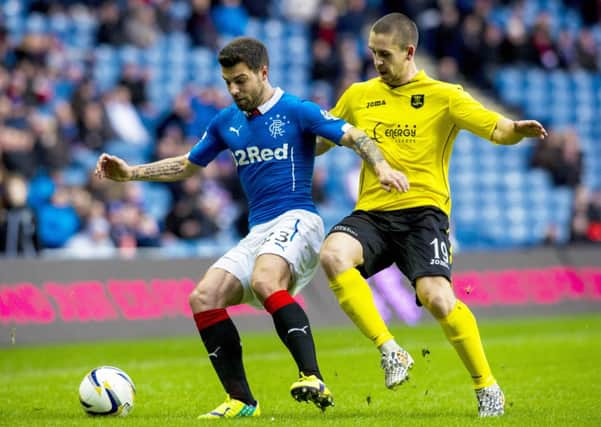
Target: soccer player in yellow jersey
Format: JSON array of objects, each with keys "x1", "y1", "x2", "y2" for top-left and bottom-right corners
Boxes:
[{"x1": 318, "y1": 13, "x2": 547, "y2": 417}]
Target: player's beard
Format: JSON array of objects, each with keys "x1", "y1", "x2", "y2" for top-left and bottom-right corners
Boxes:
[
  {"x1": 235, "y1": 85, "x2": 264, "y2": 112},
  {"x1": 234, "y1": 97, "x2": 251, "y2": 110}
]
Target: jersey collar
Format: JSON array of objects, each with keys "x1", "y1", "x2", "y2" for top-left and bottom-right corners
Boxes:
[
  {"x1": 379, "y1": 70, "x2": 427, "y2": 88},
  {"x1": 409, "y1": 69, "x2": 427, "y2": 82},
  {"x1": 244, "y1": 87, "x2": 284, "y2": 117}
]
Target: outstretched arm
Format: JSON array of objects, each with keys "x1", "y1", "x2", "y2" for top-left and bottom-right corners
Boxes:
[
  {"x1": 339, "y1": 127, "x2": 410, "y2": 192},
  {"x1": 492, "y1": 117, "x2": 548, "y2": 145},
  {"x1": 95, "y1": 153, "x2": 200, "y2": 182}
]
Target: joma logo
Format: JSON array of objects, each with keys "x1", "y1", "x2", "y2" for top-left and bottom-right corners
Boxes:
[{"x1": 366, "y1": 99, "x2": 386, "y2": 109}]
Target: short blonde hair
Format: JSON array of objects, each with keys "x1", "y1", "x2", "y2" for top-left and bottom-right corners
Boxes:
[{"x1": 371, "y1": 13, "x2": 418, "y2": 48}]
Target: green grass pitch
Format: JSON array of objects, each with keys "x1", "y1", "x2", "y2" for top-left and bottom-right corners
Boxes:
[{"x1": 2, "y1": 313, "x2": 600, "y2": 426}]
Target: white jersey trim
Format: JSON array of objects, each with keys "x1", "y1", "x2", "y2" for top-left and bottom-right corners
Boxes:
[
  {"x1": 257, "y1": 87, "x2": 284, "y2": 115},
  {"x1": 291, "y1": 146, "x2": 296, "y2": 192}
]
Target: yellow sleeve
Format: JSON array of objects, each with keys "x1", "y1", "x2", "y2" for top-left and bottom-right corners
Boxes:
[
  {"x1": 319, "y1": 84, "x2": 358, "y2": 148},
  {"x1": 330, "y1": 84, "x2": 356, "y2": 123},
  {"x1": 448, "y1": 87, "x2": 501, "y2": 141}
]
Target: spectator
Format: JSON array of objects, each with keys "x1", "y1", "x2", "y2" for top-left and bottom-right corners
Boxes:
[
  {"x1": 530, "y1": 13, "x2": 559, "y2": 69},
  {"x1": 54, "y1": 101, "x2": 80, "y2": 147},
  {"x1": 557, "y1": 30, "x2": 578, "y2": 69},
  {"x1": 531, "y1": 128, "x2": 583, "y2": 188},
  {"x1": 570, "y1": 186, "x2": 592, "y2": 243},
  {"x1": 70, "y1": 78, "x2": 99, "y2": 124},
  {"x1": 500, "y1": 15, "x2": 535, "y2": 64},
  {"x1": 95, "y1": 2, "x2": 126, "y2": 46},
  {"x1": 103, "y1": 85, "x2": 150, "y2": 145},
  {"x1": 312, "y1": 3, "x2": 339, "y2": 47},
  {"x1": 36, "y1": 184, "x2": 80, "y2": 249},
  {"x1": 164, "y1": 176, "x2": 219, "y2": 240},
  {"x1": 0, "y1": 123, "x2": 37, "y2": 178},
  {"x1": 155, "y1": 92, "x2": 194, "y2": 140},
  {"x1": 575, "y1": 29, "x2": 599, "y2": 71},
  {"x1": 30, "y1": 113, "x2": 71, "y2": 172},
  {"x1": 553, "y1": 128, "x2": 583, "y2": 188},
  {"x1": 118, "y1": 62, "x2": 149, "y2": 108},
  {"x1": 65, "y1": 216, "x2": 116, "y2": 258},
  {"x1": 531, "y1": 129, "x2": 562, "y2": 172},
  {"x1": 311, "y1": 39, "x2": 340, "y2": 84},
  {"x1": 587, "y1": 189, "x2": 601, "y2": 242},
  {"x1": 282, "y1": 0, "x2": 319, "y2": 23},
  {"x1": 186, "y1": 0, "x2": 218, "y2": 49},
  {"x1": 436, "y1": 56, "x2": 460, "y2": 83},
  {"x1": 77, "y1": 101, "x2": 114, "y2": 151},
  {"x1": 0, "y1": 174, "x2": 39, "y2": 257},
  {"x1": 154, "y1": 0, "x2": 176, "y2": 34},
  {"x1": 337, "y1": 0, "x2": 369, "y2": 37},
  {"x1": 459, "y1": 14, "x2": 486, "y2": 86},
  {"x1": 123, "y1": 1, "x2": 161, "y2": 48},
  {"x1": 432, "y1": 3, "x2": 462, "y2": 60},
  {"x1": 242, "y1": 0, "x2": 272, "y2": 19},
  {"x1": 0, "y1": 26, "x2": 16, "y2": 69},
  {"x1": 572, "y1": 0, "x2": 601, "y2": 26},
  {"x1": 211, "y1": 0, "x2": 249, "y2": 37},
  {"x1": 481, "y1": 23, "x2": 504, "y2": 69}
]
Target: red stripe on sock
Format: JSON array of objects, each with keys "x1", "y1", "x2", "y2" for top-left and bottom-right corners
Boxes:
[
  {"x1": 263, "y1": 290, "x2": 295, "y2": 314},
  {"x1": 193, "y1": 309, "x2": 229, "y2": 331}
]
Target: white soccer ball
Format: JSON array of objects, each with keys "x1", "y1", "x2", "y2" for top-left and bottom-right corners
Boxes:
[{"x1": 78, "y1": 366, "x2": 136, "y2": 417}]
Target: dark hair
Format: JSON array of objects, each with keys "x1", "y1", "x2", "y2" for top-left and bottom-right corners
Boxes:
[
  {"x1": 218, "y1": 37, "x2": 269, "y2": 71},
  {"x1": 371, "y1": 13, "x2": 418, "y2": 48}
]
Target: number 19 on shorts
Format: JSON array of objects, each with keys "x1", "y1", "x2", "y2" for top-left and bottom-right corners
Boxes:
[{"x1": 429, "y1": 237, "x2": 450, "y2": 268}]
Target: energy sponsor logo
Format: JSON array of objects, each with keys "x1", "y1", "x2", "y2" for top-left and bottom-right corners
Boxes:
[
  {"x1": 384, "y1": 124, "x2": 417, "y2": 144},
  {"x1": 371, "y1": 122, "x2": 418, "y2": 144}
]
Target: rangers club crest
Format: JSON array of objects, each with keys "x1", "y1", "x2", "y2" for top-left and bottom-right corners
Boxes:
[
  {"x1": 265, "y1": 114, "x2": 290, "y2": 139},
  {"x1": 411, "y1": 94, "x2": 425, "y2": 109}
]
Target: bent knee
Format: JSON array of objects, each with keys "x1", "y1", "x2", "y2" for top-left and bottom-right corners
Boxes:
[
  {"x1": 249, "y1": 278, "x2": 275, "y2": 301},
  {"x1": 188, "y1": 283, "x2": 212, "y2": 311},
  {"x1": 416, "y1": 277, "x2": 455, "y2": 318},
  {"x1": 424, "y1": 294, "x2": 455, "y2": 318},
  {"x1": 320, "y1": 246, "x2": 356, "y2": 278}
]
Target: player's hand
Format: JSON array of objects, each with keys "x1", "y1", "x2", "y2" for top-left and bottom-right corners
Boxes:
[
  {"x1": 513, "y1": 120, "x2": 548, "y2": 139},
  {"x1": 374, "y1": 161, "x2": 409, "y2": 193},
  {"x1": 95, "y1": 153, "x2": 133, "y2": 182}
]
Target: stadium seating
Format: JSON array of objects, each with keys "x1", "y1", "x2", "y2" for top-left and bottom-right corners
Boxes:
[{"x1": 2, "y1": 0, "x2": 598, "y2": 255}]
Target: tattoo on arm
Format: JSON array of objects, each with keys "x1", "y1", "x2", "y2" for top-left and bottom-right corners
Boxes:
[
  {"x1": 131, "y1": 156, "x2": 189, "y2": 181},
  {"x1": 353, "y1": 135, "x2": 385, "y2": 168}
]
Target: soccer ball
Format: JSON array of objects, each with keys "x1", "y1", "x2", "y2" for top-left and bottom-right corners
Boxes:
[{"x1": 78, "y1": 366, "x2": 136, "y2": 416}]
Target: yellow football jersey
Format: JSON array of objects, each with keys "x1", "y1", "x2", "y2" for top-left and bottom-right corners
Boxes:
[{"x1": 331, "y1": 70, "x2": 502, "y2": 216}]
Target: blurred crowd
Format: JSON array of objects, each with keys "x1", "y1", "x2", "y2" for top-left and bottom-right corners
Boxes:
[
  {"x1": 421, "y1": 0, "x2": 601, "y2": 89},
  {"x1": 1, "y1": 0, "x2": 601, "y2": 258},
  {"x1": 530, "y1": 127, "x2": 601, "y2": 244}
]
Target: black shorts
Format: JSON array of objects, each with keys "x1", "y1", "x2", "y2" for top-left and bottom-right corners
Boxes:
[{"x1": 328, "y1": 206, "x2": 452, "y2": 288}]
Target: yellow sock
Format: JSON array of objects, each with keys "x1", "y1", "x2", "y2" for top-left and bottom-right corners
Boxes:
[
  {"x1": 439, "y1": 300, "x2": 495, "y2": 389},
  {"x1": 329, "y1": 268, "x2": 393, "y2": 347}
]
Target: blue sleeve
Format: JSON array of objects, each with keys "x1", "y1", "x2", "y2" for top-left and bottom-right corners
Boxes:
[
  {"x1": 297, "y1": 100, "x2": 350, "y2": 145},
  {"x1": 188, "y1": 116, "x2": 226, "y2": 166}
]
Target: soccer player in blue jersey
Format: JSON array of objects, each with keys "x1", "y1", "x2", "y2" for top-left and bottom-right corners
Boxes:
[{"x1": 95, "y1": 37, "x2": 409, "y2": 419}]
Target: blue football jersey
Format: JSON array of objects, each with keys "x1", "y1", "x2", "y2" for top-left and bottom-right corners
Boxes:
[{"x1": 188, "y1": 88, "x2": 350, "y2": 228}]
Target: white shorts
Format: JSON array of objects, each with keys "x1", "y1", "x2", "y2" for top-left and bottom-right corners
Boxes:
[{"x1": 212, "y1": 209, "x2": 324, "y2": 308}]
